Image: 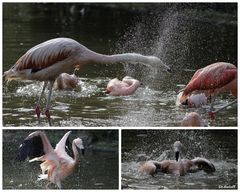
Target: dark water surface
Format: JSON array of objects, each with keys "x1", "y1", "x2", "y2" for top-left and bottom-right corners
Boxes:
[
  {"x1": 3, "y1": 3, "x2": 237, "y2": 126},
  {"x1": 122, "y1": 129, "x2": 237, "y2": 189},
  {"x1": 3, "y1": 130, "x2": 119, "y2": 189}
]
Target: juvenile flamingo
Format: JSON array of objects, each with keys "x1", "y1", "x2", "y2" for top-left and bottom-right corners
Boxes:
[
  {"x1": 105, "y1": 76, "x2": 141, "y2": 96},
  {"x1": 4, "y1": 37, "x2": 170, "y2": 126},
  {"x1": 140, "y1": 141, "x2": 215, "y2": 176},
  {"x1": 53, "y1": 73, "x2": 78, "y2": 90},
  {"x1": 181, "y1": 112, "x2": 206, "y2": 127},
  {"x1": 179, "y1": 62, "x2": 237, "y2": 117},
  {"x1": 15, "y1": 131, "x2": 84, "y2": 189}
]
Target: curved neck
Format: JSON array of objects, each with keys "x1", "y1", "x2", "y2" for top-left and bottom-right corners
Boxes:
[{"x1": 72, "y1": 141, "x2": 80, "y2": 164}]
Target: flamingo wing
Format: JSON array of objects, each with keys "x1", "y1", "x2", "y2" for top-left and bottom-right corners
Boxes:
[
  {"x1": 15, "y1": 135, "x2": 44, "y2": 161},
  {"x1": 55, "y1": 131, "x2": 73, "y2": 161},
  {"x1": 12, "y1": 38, "x2": 79, "y2": 72},
  {"x1": 192, "y1": 157, "x2": 215, "y2": 173},
  {"x1": 140, "y1": 160, "x2": 161, "y2": 176}
]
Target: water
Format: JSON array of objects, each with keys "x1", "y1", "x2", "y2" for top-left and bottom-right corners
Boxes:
[
  {"x1": 3, "y1": 130, "x2": 119, "y2": 189},
  {"x1": 3, "y1": 3, "x2": 237, "y2": 126},
  {"x1": 121, "y1": 130, "x2": 237, "y2": 189}
]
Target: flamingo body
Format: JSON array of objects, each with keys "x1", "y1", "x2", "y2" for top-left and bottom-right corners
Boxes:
[
  {"x1": 16, "y1": 131, "x2": 84, "y2": 189},
  {"x1": 106, "y1": 76, "x2": 140, "y2": 96},
  {"x1": 180, "y1": 62, "x2": 237, "y2": 104}
]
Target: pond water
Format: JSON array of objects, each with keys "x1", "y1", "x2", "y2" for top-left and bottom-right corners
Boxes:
[
  {"x1": 121, "y1": 129, "x2": 237, "y2": 189},
  {"x1": 3, "y1": 3, "x2": 237, "y2": 127},
  {"x1": 3, "y1": 130, "x2": 119, "y2": 189}
]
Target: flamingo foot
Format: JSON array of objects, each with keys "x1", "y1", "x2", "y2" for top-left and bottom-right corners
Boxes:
[
  {"x1": 35, "y1": 105, "x2": 41, "y2": 118},
  {"x1": 208, "y1": 111, "x2": 215, "y2": 120},
  {"x1": 45, "y1": 109, "x2": 52, "y2": 126}
]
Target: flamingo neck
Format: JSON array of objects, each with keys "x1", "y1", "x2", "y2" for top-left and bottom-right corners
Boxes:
[
  {"x1": 72, "y1": 141, "x2": 80, "y2": 164},
  {"x1": 89, "y1": 52, "x2": 164, "y2": 68}
]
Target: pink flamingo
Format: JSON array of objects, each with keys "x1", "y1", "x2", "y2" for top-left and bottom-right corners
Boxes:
[
  {"x1": 140, "y1": 141, "x2": 215, "y2": 176},
  {"x1": 179, "y1": 62, "x2": 237, "y2": 117},
  {"x1": 105, "y1": 76, "x2": 141, "y2": 96},
  {"x1": 53, "y1": 73, "x2": 78, "y2": 90},
  {"x1": 15, "y1": 131, "x2": 84, "y2": 189},
  {"x1": 4, "y1": 38, "x2": 170, "y2": 126}
]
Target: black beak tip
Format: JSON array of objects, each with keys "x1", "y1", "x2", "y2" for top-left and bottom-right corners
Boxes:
[
  {"x1": 81, "y1": 149, "x2": 85, "y2": 156},
  {"x1": 104, "y1": 90, "x2": 110, "y2": 94},
  {"x1": 167, "y1": 67, "x2": 172, "y2": 73},
  {"x1": 181, "y1": 99, "x2": 188, "y2": 106}
]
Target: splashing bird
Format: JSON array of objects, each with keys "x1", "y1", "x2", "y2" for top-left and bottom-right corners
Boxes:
[
  {"x1": 53, "y1": 73, "x2": 78, "y2": 90},
  {"x1": 15, "y1": 131, "x2": 84, "y2": 189},
  {"x1": 105, "y1": 76, "x2": 141, "y2": 96},
  {"x1": 140, "y1": 141, "x2": 215, "y2": 176},
  {"x1": 4, "y1": 37, "x2": 170, "y2": 126},
  {"x1": 179, "y1": 62, "x2": 237, "y2": 118}
]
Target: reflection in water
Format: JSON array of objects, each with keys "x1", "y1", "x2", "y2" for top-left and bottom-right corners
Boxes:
[
  {"x1": 122, "y1": 130, "x2": 237, "y2": 189},
  {"x1": 3, "y1": 3, "x2": 237, "y2": 126},
  {"x1": 3, "y1": 130, "x2": 118, "y2": 189}
]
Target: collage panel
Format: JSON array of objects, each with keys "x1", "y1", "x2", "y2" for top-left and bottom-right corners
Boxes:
[
  {"x1": 2, "y1": 129, "x2": 119, "y2": 189},
  {"x1": 1, "y1": 2, "x2": 239, "y2": 192},
  {"x1": 122, "y1": 129, "x2": 237, "y2": 190},
  {"x1": 3, "y1": 3, "x2": 237, "y2": 127}
]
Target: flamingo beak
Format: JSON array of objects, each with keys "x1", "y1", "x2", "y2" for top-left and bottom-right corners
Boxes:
[
  {"x1": 175, "y1": 151, "x2": 180, "y2": 162},
  {"x1": 166, "y1": 67, "x2": 172, "y2": 73},
  {"x1": 81, "y1": 148, "x2": 85, "y2": 156},
  {"x1": 105, "y1": 89, "x2": 111, "y2": 94},
  {"x1": 181, "y1": 99, "x2": 189, "y2": 106}
]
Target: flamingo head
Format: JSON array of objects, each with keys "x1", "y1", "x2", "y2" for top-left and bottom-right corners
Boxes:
[
  {"x1": 74, "y1": 138, "x2": 85, "y2": 155},
  {"x1": 176, "y1": 91, "x2": 189, "y2": 106}
]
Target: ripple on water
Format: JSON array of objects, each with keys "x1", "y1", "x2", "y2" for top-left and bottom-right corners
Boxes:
[{"x1": 3, "y1": 76, "x2": 237, "y2": 127}]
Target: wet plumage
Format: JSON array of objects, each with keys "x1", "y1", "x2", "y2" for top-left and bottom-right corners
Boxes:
[
  {"x1": 140, "y1": 141, "x2": 215, "y2": 176},
  {"x1": 15, "y1": 131, "x2": 84, "y2": 189}
]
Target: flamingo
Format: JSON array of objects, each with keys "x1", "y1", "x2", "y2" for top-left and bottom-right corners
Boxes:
[
  {"x1": 140, "y1": 141, "x2": 215, "y2": 176},
  {"x1": 4, "y1": 37, "x2": 170, "y2": 126},
  {"x1": 179, "y1": 62, "x2": 237, "y2": 118},
  {"x1": 15, "y1": 131, "x2": 84, "y2": 189},
  {"x1": 181, "y1": 112, "x2": 206, "y2": 127},
  {"x1": 105, "y1": 76, "x2": 141, "y2": 96},
  {"x1": 53, "y1": 73, "x2": 78, "y2": 90}
]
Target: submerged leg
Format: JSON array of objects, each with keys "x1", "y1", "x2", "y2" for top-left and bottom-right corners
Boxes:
[
  {"x1": 45, "y1": 81, "x2": 54, "y2": 126},
  {"x1": 36, "y1": 82, "x2": 48, "y2": 124}
]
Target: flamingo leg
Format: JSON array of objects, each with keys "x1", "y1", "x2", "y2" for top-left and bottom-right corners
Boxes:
[
  {"x1": 36, "y1": 82, "x2": 48, "y2": 124},
  {"x1": 212, "y1": 99, "x2": 237, "y2": 114},
  {"x1": 45, "y1": 81, "x2": 54, "y2": 126}
]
